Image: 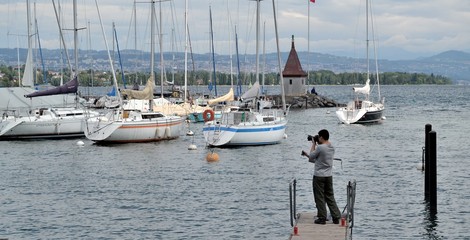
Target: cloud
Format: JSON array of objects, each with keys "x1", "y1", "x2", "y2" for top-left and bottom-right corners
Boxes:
[{"x1": 0, "y1": 0, "x2": 469, "y2": 60}]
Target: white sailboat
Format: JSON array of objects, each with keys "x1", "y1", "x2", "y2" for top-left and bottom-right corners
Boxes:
[
  {"x1": 202, "y1": 0, "x2": 288, "y2": 147},
  {"x1": 336, "y1": 0, "x2": 385, "y2": 124},
  {"x1": 84, "y1": 0, "x2": 184, "y2": 144},
  {"x1": 0, "y1": 0, "x2": 99, "y2": 140}
]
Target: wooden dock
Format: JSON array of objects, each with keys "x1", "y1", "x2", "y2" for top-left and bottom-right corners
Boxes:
[{"x1": 288, "y1": 212, "x2": 347, "y2": 240}]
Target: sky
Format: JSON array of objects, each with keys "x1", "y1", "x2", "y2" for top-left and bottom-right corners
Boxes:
[{"x1": 1, "y1": 0, "x2": 469, "y2": 60}]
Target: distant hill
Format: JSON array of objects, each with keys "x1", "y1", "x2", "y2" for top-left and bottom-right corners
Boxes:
[
  {"x1": 421, "y1": 50, "x2": 470, "y2": 62},
  {"x1": 294, "y1": 50, "x2": 470, "y2": 83},
  {"x1": 1, "y1": 48, "x2": 469, "y2": 84}
]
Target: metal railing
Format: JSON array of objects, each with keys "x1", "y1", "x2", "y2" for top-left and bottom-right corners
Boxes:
[{"x1": 289, "y1": 178, "x2": 357, "y2": 239}]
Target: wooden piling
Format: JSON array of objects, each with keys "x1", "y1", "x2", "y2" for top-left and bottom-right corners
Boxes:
[
  {"x1": 429, "y1": 130, "x2": 437, "y2": 214},
  {"x1": 424, "y1": 124, "x2": 432, "y2": 199}
]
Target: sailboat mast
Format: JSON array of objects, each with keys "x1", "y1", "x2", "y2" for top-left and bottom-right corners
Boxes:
[
  {"x1": 184, "y1": 0, "x2": 188, "y2": 102},
  {"x1": 94, "y1": 0, "x2": 121, "y2": 106},
  {"x1": 272, "y1": 0, "x2": 286, "y2": 112},
  {"x1": 34, "y1": 3, "x2": 47, "y2": 85},
  {"x1": 52, "y1": 0, "x2": 73, "y2": 79},
  {"x1": 262, "y1": 21, "x2": 266, "y2": 94},
  {"x1": 370, "y1": 0, "x2": 382, "y2": 101},
  {"x1": 209, "y1": 6, "x2": 217, "y2": 96},
  {"x1": 24, "y1": 0, "x2": 33, "y2": 87},
  {"x1": 159, "y1": 0, "x2": 164, "y2": 98},
  {"x1": 255, "y1": 0, "x2": 260, "y2": 85},
  {"x1": 134, "y1": 0, "x2": 138, "y2": 85},
  {"x1": 150, "y1": 1, "x2": 155, "y2": 83},
  {"x1": 235, "y1": 26, "x2": 242, "y2": 97},
  {"x1": 171, "y1": 28, "x2": 175, "y2": 85},
  {"x1": 366, "y1": 0, "x2": 370, "y2": 81},
  {"x1": 73, "y1": 0, "x2": 78, "y2": 76},
  {"x1": 227, "y1": 0, "x2": 233, "y2": 88},
  {"x1": 87, "y1": 20, "x2": 93, "y2": 88}
]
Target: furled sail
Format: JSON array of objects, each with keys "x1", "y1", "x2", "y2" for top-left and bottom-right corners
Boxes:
[
  {"x1": 21, "y1": 49, "x2": 34, "y2": 87},
  {"x1": 353, "y1": 79, "x2": 370, "y2": 95},
  {"x1": 24, "y1": 75, "x2": 78, "y2": 98}
]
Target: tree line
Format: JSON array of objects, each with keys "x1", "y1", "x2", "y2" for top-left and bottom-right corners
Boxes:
[{"x1": 0, "y1": 64, "x2": 452, "y2": 87}]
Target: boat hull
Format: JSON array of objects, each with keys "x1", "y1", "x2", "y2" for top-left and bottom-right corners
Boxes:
[
  {"x1": 0, "y1": 108, "x2": 98, "y2": 139},
  {"x1": 187, "y1": 112, "x2": 204, "y2": 123},
  {"x1": 203, "y1": 116, "x2": 287, "y2": 147},
  {"x1": 203, "y1": 123, "x2": 286, "y2": 146},
  {"x1": 85, "y1": 116, "x2": 184, "y2": 143},
  {"x1": 356, "y1": 109, "x2": 383, "y2": 124},
  {"x1": 336, "y1": 101, "x2": 384, "y2": 124}
]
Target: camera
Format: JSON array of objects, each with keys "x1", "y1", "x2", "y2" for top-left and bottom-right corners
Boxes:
[{"x1": 307, "y1": 134, "x2": 320, "y2": 143}]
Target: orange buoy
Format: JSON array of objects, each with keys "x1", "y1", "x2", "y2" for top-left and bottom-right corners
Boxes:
[
  {"x1": 203, "y1": 109, "x2": 215, "y2": 122},
  {"x1": 206, "y1": 152, "x2": 219, "y2": 162}
]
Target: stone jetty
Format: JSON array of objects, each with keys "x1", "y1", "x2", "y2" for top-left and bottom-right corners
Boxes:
[{"x1": 269, "y1": 93, "x2": 345, "y2": 109}]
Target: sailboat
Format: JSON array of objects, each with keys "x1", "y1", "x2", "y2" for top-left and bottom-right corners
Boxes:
[
  {"x1": 84, "y1": 0, "x2": 184, "y2": 144},
  {"x1": 335, "y1": 0, "x2": 385, "y2": 124},
  {"x1": 202, "y1": 0, "x2": 287, "y2": 147},
  {"x1": 0, "y1": 0, "x2": 99, "y2": 140}
]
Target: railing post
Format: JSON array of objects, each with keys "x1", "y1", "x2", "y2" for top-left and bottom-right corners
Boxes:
[
  {"x1": 293, "y1": 179, "x2": 296, "y2": 221},
  {"x1": 289, "y1": 180, "x2": 293, "y2": 227},
  {"x1": 289, "y1": 178, "x2": 297, "y2": 227}
]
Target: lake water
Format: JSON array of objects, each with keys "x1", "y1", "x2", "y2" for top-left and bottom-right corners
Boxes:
[{"x1": 1, "y1": 85, "x2": 469, "y2": 239}]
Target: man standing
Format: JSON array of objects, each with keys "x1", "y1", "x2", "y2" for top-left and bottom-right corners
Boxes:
[{"x1": 301, "y1": 129, "x2": 341, "y2": 224}]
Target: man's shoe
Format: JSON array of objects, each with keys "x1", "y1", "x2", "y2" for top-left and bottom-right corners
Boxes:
[
  {"x1": 314, "y1": 218, "x2": 326, "y2": 225},
  {"x1": 332, "y1": 218, "x2": 340, "y2": 224}
]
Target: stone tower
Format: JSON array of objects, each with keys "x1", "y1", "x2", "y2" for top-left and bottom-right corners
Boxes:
[{"x1": 282, "y1": 35, "x2": 308, "y2": 96}]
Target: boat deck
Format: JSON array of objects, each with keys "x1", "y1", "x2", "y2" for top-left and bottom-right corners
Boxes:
[{"x1": 288, "y1": 212, "x2": 347, "y2": 240}]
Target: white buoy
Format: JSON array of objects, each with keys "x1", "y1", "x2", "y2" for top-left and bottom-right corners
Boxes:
[
  {"x1": 283, "y1": 133, "x2": 288, "y2": 139},
  {"x1": 188, "y1": 144, "x2": 197, "y2": 150},
  {"x1": 326, "y1": 110, "x2": 330, "y2": 114},
  {"x1": 186, "y1": 130, "x2": 194, "y2": 136},
  {"x1": 76, "y1": 140, "x2": 85, "y2": 146},
  {"x1": 382, "y1": 116, "x2": 386, "y2": 120}
]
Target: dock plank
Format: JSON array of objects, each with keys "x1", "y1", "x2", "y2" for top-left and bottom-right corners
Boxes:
[{"x1": 288, "y1": 212, "x2": 347, "y2": 240}]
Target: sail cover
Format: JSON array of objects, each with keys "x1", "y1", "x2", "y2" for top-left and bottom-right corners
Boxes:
[
  {"x1": 208, "y1": 88, "x2": 234, "y2": 105},
  {"x1": 120, "y1": 77, "x2": 154, "y2": 100},
  {"x1": 24, "y1": 76, "x2": 78, "y2": 98},
  {"x1": 353, "y1": 79, "x2": 370, "y2": 95}
]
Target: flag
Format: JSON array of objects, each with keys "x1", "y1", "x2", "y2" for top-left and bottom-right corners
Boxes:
[{"x1": 310, "y1": 0, "x2": 315, "y2": 3}]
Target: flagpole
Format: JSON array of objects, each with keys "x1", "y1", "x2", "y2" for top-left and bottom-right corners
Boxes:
[{"x1": 307, "y1": 0, "x2": 310, "y2": 88}]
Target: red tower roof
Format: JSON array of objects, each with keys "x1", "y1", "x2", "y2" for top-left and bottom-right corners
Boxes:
[{"x1": 282, "y1": 35, "x2": 307, "y2": 77}]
